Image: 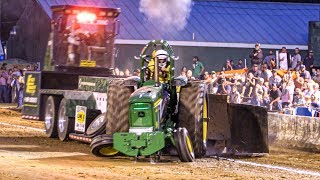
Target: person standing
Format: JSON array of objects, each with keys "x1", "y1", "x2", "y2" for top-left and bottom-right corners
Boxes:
[
  {"x1": 17, "y1": 69, "x2": 26, "y2": 109},
  {"x1": 263, "y1": 50, "x2": 275, "y2": 69},
  {"x1": 0, "y1": 71, "x2": 7, "y2": 103},
  {"x1": 192, "y1": 56, "x2": 204, "y2": 80},
  {"x1": 249, "y1": 43, "x2": 263, "y2": 67},
  {"x1": 6, "y1": 69, "x2": 13, "y2": 103},
  {"x1": 303, "y1": 50, "x2": 314, "y2": 72},
  {"x1": 278, "y1": 47, "x2": 290, "y2": 70},
  {"x1": 291, "y1": 48, "x2": 301, "y2": 70}
]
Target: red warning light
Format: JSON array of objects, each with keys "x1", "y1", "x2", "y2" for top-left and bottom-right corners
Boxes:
[{"x1": 76, "y1": 12, "x2": 97, "y2": 23}]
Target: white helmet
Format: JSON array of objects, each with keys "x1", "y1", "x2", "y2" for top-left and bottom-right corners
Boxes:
[{"x1": 155, "y1": 49, "x2": 169, "y2": 68}]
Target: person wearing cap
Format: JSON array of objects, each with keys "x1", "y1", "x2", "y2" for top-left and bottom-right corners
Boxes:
[
  {"x1": 249, "y1": 43, "x2": 264, "y2": 67},
  {"x1": 269, "y1": 69, "x2": 281, "y2": 88},
  {"x1": 303, "y1": 50, "x2": 314, "y2": 72},
  {"x1": 299, "y1": 64, "x2": 311, "y2": 80}
]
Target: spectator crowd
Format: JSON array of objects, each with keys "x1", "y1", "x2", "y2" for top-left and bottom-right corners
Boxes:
[
  {"x1": 0, "y1": 63, "x2": 38, "y2": 109},
  {"x1": 181, "y1": 44, "x2": 320, "y2": 113}
]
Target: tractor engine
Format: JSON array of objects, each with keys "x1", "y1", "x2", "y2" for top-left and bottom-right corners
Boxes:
[{"x1": 113, "y1": 86, "x2": 167, "y2": 157}]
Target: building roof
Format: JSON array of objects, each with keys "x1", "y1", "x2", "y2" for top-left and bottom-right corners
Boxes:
[{"x1": 37, "y1": 0, "x2": 320, "y2": 48}]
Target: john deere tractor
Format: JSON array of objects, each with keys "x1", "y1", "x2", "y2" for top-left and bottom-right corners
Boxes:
[{"x1": 90, "y1": 40, "x2": 209, "y2": 162}]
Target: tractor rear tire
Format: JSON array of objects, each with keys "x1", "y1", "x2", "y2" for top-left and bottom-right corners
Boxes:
[
  {"x1": 57, "y1": 98, "x2": 74, "y2": 141},
  {"x1": 90, "y1": 134, "x2": 119, "y2": 157},
  {"x1": 105, "y1": 80, "x2": 134, "y2": 134},
  {"x1": 175, "y1": 127, "x2": 195, "y2": 162},
  {"x1": 178, "y1": 81, "x2": 208, "y2": 158},
  {"x1": 44, "y1": 96, "x2": 60, "y2": 138},
  {"x1": 86, "y1": 113, "x2": 107, "y2": 137}
]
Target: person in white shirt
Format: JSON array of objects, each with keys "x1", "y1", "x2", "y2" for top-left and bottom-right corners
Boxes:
[{"x1": 279, "y1": 47, "x2": 289, "y2": 70}]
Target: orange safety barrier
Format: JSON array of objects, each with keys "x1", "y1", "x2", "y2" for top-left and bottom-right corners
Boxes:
[
  {"x1": 216, "y1": 68, "x2": 248, "y2": 77},
  {"x1": 276, "y1": 70, "x2": 297, "y2": 79}
]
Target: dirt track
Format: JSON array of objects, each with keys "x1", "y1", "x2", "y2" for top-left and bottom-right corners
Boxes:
[{"x1": 0, "y1": 108, "x2": 320, "y2": 179}]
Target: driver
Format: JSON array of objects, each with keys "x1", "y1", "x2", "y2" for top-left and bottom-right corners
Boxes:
[{"x1": 148, "y1": 49, "x2": 171, "y2": 83}]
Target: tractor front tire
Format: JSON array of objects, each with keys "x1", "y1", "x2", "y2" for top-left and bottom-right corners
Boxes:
[
  {"x1": 175, "y1": 127, "x2": 195, "y2": 162},
  {"x1": 178, "y1": 81, "x2": 208, "y2": 158},
  {"x1": 90, "y1": 134, "x2": 119, "y2": 157},
  {"x1": 86, "y1": 113, "x2": 107, "y2": 137},
  {"x1": 105, "y1": 80, "x2": 134, "y2": 134}
]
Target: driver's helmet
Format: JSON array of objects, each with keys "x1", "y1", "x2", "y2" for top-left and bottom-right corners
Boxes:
[{"x1": 155, "y1": 49, "x2": 169, "y2": 68}]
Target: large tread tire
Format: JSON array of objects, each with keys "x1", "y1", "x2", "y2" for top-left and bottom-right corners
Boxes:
[
  {"x1": 90, "y1": 134, "x2": 119, "y2": 157},
  {"x1": 105, "y1": 80, "x2": 134, "y2": 134},
  {"x1": 44, "y1": 96, "x2": 60, "y2": 138},
  {"x1": 178, "y1": 81, "x2": 207, "y2": 158},
  {"x1": 175, "y1": 127, "x2": 195, "y2": 162},
  {"x1": 86, "y1": 113, "x2": 107, "y2": 137},
  {"x1": 57, "y1": 98, "x2": 74, "y2": 141}
]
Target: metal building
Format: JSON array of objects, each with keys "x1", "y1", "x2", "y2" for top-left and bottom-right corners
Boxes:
[{"x1": 1, "y1": 0, "x2": 320, "y2": 71}]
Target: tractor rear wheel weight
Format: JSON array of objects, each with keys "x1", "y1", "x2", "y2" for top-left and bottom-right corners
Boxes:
[
  {"x1": 57, "y1": 98, "x2": 74, "y2": 141},
  {"x1": 175, "y1": 127, "x2": 195, "y2": 162},
  {"x1": 105, "y1": 80, "x2": 134, "y2": 134},
  {"x1": 178, "y1": 81, "x2": 207, "y2": 158},
  {"x1": 44, "y1": 96, "x2": 60, "y2": 138}
]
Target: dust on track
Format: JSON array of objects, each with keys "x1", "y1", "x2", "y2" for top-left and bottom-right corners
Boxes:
[{"x1": 0, "y1": 108, "x2": 319, "y2": 179}]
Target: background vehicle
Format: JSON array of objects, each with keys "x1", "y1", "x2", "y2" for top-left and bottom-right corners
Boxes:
[{"x1": 22, "y1": 5, "x2": 121, "y2": 142}]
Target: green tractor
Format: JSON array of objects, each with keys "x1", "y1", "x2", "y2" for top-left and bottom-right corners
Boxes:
[{"x1": 90, "y1": 40, "x2": 209, "y2": 162}]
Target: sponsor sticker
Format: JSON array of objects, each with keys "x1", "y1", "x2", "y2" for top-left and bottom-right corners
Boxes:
[{"x1": 75, "y1": 106, "x2": 87, "y2": 132}]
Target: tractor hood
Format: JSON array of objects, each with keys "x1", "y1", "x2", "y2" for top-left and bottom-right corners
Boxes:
[{"x1": 129, "y1": 86, "x2": 162, "y2": 104}]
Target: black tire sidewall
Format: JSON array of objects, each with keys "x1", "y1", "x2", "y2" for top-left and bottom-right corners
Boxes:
[{"x1": 86, "y1": 113, "x2": 107, "y2": 136}]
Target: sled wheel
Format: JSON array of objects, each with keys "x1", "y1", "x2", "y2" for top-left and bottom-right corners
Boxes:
[
  {"x1": 44, "y1": 96, "x2": 60, "y2": 138},
  {"x1": 57, "y1": 98, "x2": 74, "y2": 141}
]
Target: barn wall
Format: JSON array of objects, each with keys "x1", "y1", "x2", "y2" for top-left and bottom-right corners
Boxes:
[{"x1": 5, "y1": 0, "x2": 50, "y2": 64}]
